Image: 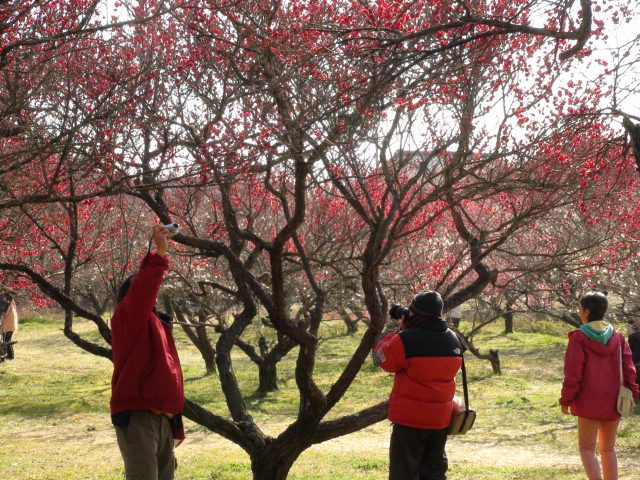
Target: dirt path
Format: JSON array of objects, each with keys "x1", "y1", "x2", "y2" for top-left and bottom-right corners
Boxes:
[
  {"x1": 5, "y1": 418, "x2": 583, "y2": 469},
  {"x1": 8, "y1": 416, "x2": 640, "y2": 480}
]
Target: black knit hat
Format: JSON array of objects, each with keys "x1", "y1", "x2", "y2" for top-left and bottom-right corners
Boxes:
[{"x1": 409, "y1": 291, "x2": 443, "y2": 317}]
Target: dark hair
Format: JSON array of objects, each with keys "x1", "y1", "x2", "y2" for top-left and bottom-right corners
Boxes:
[
  {"x1": 0, "y1": 293, "x2": 12, "y2": 317},
  {"x1": 116, "y1": 275, "x2": 136, "y2": 304},
  {"x1": 579, "y1": 291, "x2": 608, "y2": 322}
]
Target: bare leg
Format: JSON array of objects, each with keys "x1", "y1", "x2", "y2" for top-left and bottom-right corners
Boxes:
[
  {"x1": 578, "y1": 417, "x2": 603, "y2": 480},
  {"x1": 598, "y1": 419, "x2": 619, "y2": 480}
]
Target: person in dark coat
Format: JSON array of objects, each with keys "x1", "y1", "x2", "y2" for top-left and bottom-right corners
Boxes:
[
  {"x1": 373, "y1": 291, "x2": 464, "y2": 480},
  {"x1": 626, "y1": 307, "x2": 640, "y2": 376}
]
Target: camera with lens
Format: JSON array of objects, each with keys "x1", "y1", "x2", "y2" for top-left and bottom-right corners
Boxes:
[
  {"x1": 164, "y1": 223, "x2": 179, "y2": 236},
  {"x1": 389, "y1": 304, "x2": 409, "y2": 320}
]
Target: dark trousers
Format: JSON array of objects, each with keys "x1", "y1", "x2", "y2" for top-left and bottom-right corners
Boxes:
[
  {"x1": 115, "y1": 410, "x2": 175, "y2": 480},
  {"x1": 1, "y1": 331, "x2": 14, "y2": 359},
  {"x1": 389, "y1": 423, "x2": 449, "y2": 480},
  {"x1": 629, "y1": 335, "x2": 640, "y2": 366}
]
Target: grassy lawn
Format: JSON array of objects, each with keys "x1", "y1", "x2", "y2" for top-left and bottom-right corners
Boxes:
[{"x1": 1, "y1": 314, "x2": 639, "y2": 479}]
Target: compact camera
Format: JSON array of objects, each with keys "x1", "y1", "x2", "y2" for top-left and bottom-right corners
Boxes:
[{"x1": 165, "y1": 223, "x2": 179, "y2": 236}]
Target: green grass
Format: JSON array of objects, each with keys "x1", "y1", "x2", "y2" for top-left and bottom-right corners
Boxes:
[{"x1": 1, "y1": 315, "x2": 639, "y2": 479}]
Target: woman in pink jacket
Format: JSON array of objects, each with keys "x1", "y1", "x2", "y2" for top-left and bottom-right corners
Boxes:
[{"x1": 560, "y1": 291, "x2": 639, "y2": 480}]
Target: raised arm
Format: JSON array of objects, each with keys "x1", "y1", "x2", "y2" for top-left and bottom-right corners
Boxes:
[{"x1": 118, "y1": 225, "x2": 171, "y2": 325}]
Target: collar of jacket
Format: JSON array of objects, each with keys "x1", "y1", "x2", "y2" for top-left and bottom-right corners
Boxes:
[{"x1": 412, "y1": 319, "x2": 448, "y2": 332}]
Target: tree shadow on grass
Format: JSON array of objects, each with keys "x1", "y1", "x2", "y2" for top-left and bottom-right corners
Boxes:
[
  {"x1": 183, "y1": 371, "x2": 213, "y2": 383},
  {"x1": 0, "y1": 394, "x2": 106, "y2": 418},
  {"x1": 464, "y1": 422, "x2": 576, "y2": 448}
]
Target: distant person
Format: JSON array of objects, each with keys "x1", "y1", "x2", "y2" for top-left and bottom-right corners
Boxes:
[
  {"x1": 626, "y1": 308, "x2": 640, "y2": 375},
  {"x1": 373, "y1": 291, "x2": 464, "y2": 480},
  {"x1": 448, "y1": 304, "x2": 462, "y2": 329},
  {"x1": 0, "y1": 293, "x2": 18, "y2": 360},
  {"x1": 559, "y1": 291, "x2": 639, "y2": 480},
  {"x1": 110, "y1": 225, "x2": 185, "y2": 480}
]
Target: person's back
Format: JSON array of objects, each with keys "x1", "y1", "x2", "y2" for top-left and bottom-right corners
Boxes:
[
  {"x1": 0, "y1": 294, "x2": 18, "y2": 360},
  {"x1": 562, "y1": 326, "x2": 632, "y2": 420},
  {"x1": 627, "y1": 311, "x2": 640, "y2": 371},
  {"x1": 374, "y1": 291, "x2": 463, "y2": 480},
  {"x1": 110, "y1": 253, "x2": 183, "y2": 416},
  {"x1": 110, "y1": 225, "x2": 184, "y2": 480},
  {"x1": 560, "y1": 291, "x2": 639, "y2": 480},
  {"x1": 0, "y1": 294, "x2": 10, "y2": 320},
  {"x1": 382, "y1": 320, "x2": 462, "y2": 429}
]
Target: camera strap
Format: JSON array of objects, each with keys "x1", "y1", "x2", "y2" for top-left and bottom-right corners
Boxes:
[
  {"x1": 453, "y1": 331, "x2": 471, "y2": 411},
  {"x1": 460, "y1": 358, "x2": 470, "y2": 411},
  {"x1": 138, "y1": 237, "x2": 153, "y2": 268}
]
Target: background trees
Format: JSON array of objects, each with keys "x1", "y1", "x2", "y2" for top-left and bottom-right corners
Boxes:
[{"x1": 2, "y1": 1, "x2": 640, "y2": 479}]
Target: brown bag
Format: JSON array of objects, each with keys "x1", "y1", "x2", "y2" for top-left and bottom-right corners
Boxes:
[{"x1": 448, "y1": 358, "x2": 476, "y2": 435}]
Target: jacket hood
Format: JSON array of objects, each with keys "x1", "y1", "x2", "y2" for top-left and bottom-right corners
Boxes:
[
  {"x1": 579, "y1": 320, "x2": 614, "y2": 345},
  {"x1": 570, "y1": 328, "x2": 621, "y2": 355}
]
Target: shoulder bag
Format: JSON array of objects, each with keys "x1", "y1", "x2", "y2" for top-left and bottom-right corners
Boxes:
[
  {"x1": 617, "y1": 343, "x2": 636, "y2": 417},
  {"x1": 448, "y1": 357, "x2": 476, "y2": 435}
]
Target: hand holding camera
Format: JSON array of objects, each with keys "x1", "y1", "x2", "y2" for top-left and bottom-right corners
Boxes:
[
  {"x1": 389, "y1": 304, "x2": 409, "y2": 320},
  {"x1": 152, "y1": 223, "x2": 178, "y2": 257},
  {"x1": 389, "y1": 303, "x2": 410, "y2": 331},
  {"x1": 164, "y1": 223, "x2": 179, "y2": 236}
]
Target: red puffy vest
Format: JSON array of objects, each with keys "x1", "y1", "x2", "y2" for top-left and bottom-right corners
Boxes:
[{"x1": 374, "y1": 321, "x2": 463, "y2": 429}]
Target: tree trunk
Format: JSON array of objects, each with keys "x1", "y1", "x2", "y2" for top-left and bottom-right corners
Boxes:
[
  {"x1": 258, "y1": 358, "x2": 279, "y2": 393},
  {"x1": 501, "y1": 297, "x2": 515, "y2": 334},
  {"x1": 503, "y1": 310, "x2": 513, "y2": 334},
  {"x1": 487, "y1": 349, "x2": 501, "y2": 374},
  {"x1": 163, "y1": 297, "x2": 217, "y2": 374},
  {"x1": 251, "y1": 453, "x2": 298, "y2": 480},
  {"x1": 464, "y1": 336, "x2": 501, "y2": 374},
  {"x1": 338, "y1": 308, "x2": 358, "y2": 335},
  {"x1": 202, "y1": 347, "x2": 217, "y2": 375},
  {"x1": 249, "y1": 428, "x2": 309, "y2": 480},
  {"x1": 345, "y1": 318, "x2": 358, "y2": 335}
]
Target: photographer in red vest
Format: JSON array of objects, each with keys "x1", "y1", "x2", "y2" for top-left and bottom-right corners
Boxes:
[{"x1": 373, "y1": 291, "x2": 464, "y2": 480}]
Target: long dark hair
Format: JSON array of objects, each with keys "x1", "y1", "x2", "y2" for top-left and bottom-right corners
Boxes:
[{"x1": 0, "y1": 293, "x2": 13, "y2": 318}]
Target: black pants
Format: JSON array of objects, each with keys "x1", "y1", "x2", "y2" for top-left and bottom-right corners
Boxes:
[
  {"x1": 1, "y1": 331, "x2": 14, "y2": 359},
  {"x1": 629, "y1": 335, "x2": 640, "y2": 366},
  {"x1": 389, "y1": 423, "x2": 448, "y2": 480}
]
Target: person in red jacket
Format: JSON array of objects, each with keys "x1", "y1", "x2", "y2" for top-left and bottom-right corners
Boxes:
[
  {"x1": 560, "y1": 291, "x2": 639, "y2": 480},
  {"x1": 373, "y1": 291, "x2": 464, "y2": 480},
  {"x1": 110, "y1": 225, "x2": 185, "y2": 480}
]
